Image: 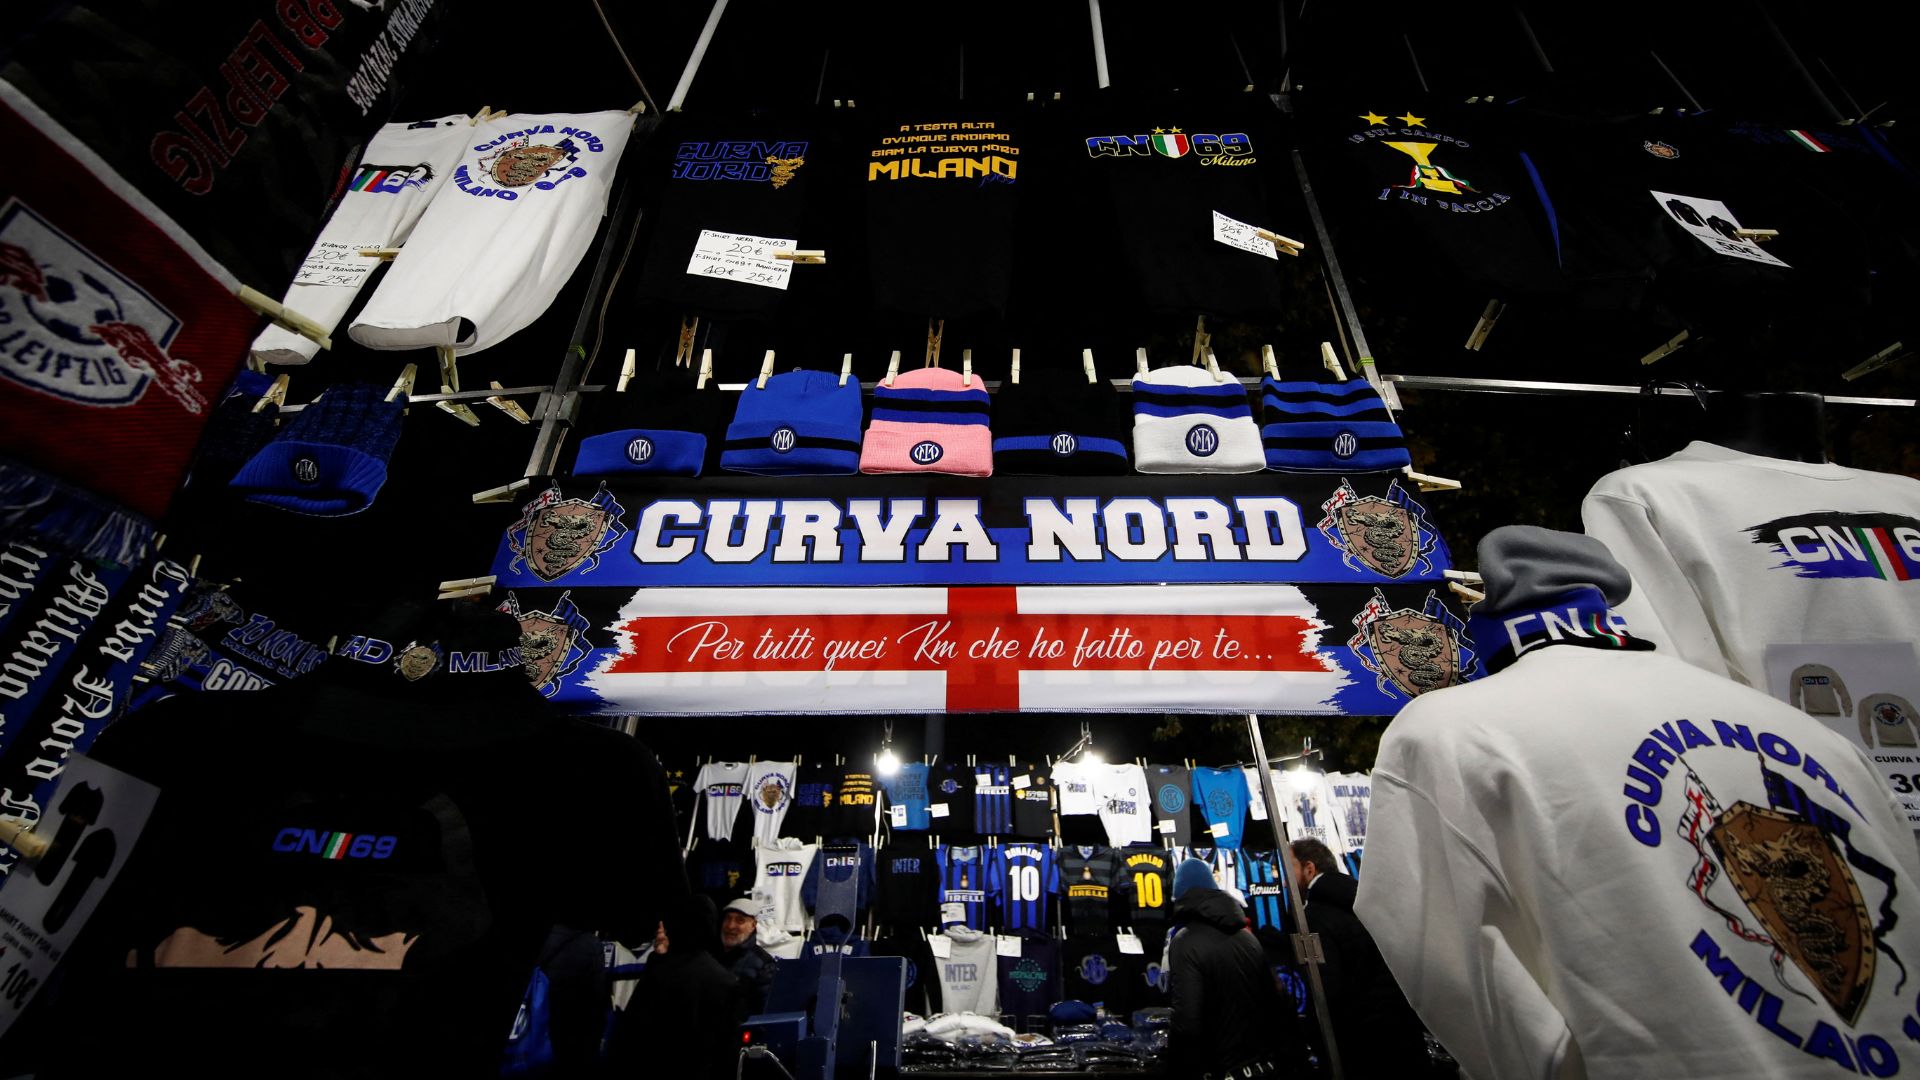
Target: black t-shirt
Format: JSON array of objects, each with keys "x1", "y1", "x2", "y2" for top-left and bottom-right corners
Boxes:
[
  {"x1": 875, "y1": 843, "x2": 941, "y2": 928},
  {"x1": 929, "y1": 763, "x2": 977, "y2": 835},
  {"x1": 783, "y1": 761, "x2": 837, "y2": 840},
  {"x1": 995, "y1": 936, "x2": 1062, "y2": 1033},
  {"x1": 1143, "y1": 764, "x2": 1194, "y2": 845},
  {"x1": 688, "y1": 838, "x2": 752, "y2": 905},
  {"x1": 1058, "y1": 845, "x2": 1125, "y2": 935},
  {"x1": 873, "y1": 934, "x2": 942, "y2": 1015},
  {"x1": 861, "y1": 111, "x2": 1022, "y2": 320},
  {"x1": 1009, "y1": 763, "x2": 1055, "y2": 840},
  {"x1": 825, "y1": 766, "x2": 879, "y2": 838},
  {"x1": 1062, "y1": 934, "x2": 1139, "y2": 1015}
]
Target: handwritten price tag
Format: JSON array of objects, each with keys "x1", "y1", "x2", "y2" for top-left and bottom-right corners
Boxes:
[
  {"x1": 995, "y1": 934, "x2": 1023, "y2": 958},
  {"x1": 292, "y1": 241, "x2": 381, "y2": 288},
  {"x1": 686, "y1": 229, "x2": 797, "y2": 291},
  {"x1": 1211, "y1": 211, "x2": 1278, "y2": 260}
]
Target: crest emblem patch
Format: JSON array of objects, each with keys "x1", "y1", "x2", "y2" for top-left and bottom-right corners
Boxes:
[
  {"x1": 1349, "y1": 588, "x2": 1474, "y2": 698},
  {"x1": 501, "y1": 591, "x2": 592, "y2": 698},
  {"x1": 506, "y1": 484, "x2": 628, "y2": 582},
  {"x1": 1319, "y1": 478, "x2": 1437, "y2": 579}
]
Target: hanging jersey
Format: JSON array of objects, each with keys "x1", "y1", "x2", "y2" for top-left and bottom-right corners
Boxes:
[
  {"x1": 1050, "y1": 761, "x2": 1102, "y2": 816},
  {"x1": 750, "y1": 838, "x2": 818, "y2": 945},
  {"x1": 1326, "y1": 772, "x2": 1372, "y2": 854},
  {"x1": 876, "y1": 844, "x2": 940, "y2": 927},
  {"x1": 1009, "y1": 763, "x2": 1055, "y2": 839},
  {"x1": 997, "y1": 843, "x2": 1061, "y2": 932},
  {"x1": 1093, "y1": 764, "x2": 1153, "y2": 846},
  {"x1": 687, "y1": 838, "x2": 749, "y2": 904},
  {"x1": 782, "y1": 761, "x2": 835, "y2": 840},
  {"x1": 695, "y1": 761, "x2": 750, "y2": 841},
  {"x1": 1191, "y1": 767, "x2": 1249, "y2": 848},
  {"x1": 974, "y1": 762, "x2": 1015, "y2": 835},
  {"x1": 1243, "y1": 766, "x2": 1270, "y2": 822},
  {"x1": 826, "y1": 767, "x2": 879, "y2": 837},
  {"x1": 743, "y1": 761, "x2": 797, "y2": 846},
  {"x1": 932, "y1": 926, "x2": 998, "y2": 1015},
  {"x1": 874, "y1": 933, "x2": 942, "y2": 1014},
  {"x1": 930, "y1": 763, "x2": 977, "y2": 834},
  {"x1": 995, "y1": 936, "x2": 1062, "y2": 1032},
  {"x1": 1235, "y1": 849, "x2": 1288, "y2": 930},
  {"x1": 881, "y1": 762, "x2": 933, "y2": 830},
  {"x1": 1058, "y1": 846, "x2": 1124, "y2": 935},
  {"x1": 1145, "y1": 764, "x2": 1194, "y2": 844},
  {"x1": 1120, "y1": 848, "x2": 1174, "y2": 927},
  {"x1": 801, "y1": 840, "x2": 874, "y2": 918},
  {"x1": 1278, "y1": 772, "x2": 1351, "y2": 854},
  {"x1": 937, "y1": 844, "x2": 1000, "y2": 930},
  {"x1": 1063, "y1": 935, "x2": 1138, "y2": 1015}
]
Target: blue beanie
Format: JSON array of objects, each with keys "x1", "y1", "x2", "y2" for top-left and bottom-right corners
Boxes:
[
  {"x1": 571, "y1": 369, "x2": 725, "y2": 479},
  {"x1": 720, "y1": 369, "x2": 863, "y2": 475},
  {"x1": 1260, "y1": 377, "x2": 1411, "y2": 473},
  {"x1": 228, "y1": 383, "x2": 403, "y2": 516},
  {"x1": 1172, "y1": 858, "x2": 1217, "y2": 900}
]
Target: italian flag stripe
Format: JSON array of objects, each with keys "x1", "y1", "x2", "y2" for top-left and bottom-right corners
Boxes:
[
  {"x1": 1866, "y1": 527, "x2": 1912, "y2": 581},
  {"x1": 325, "y1": 833, "x2": 351, "y2": 859},
  {"x1": 1788, "y1": 129, "x2": 1830, "y2": 152},
  {"x1": 1588, "y1": 613, "x2": 1626, "y2": 646},
  {"x1": 1854, "y1": 527, "x2": 1900, "y2": 580}
]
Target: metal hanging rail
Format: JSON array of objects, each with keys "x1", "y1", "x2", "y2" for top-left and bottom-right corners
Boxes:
[{"x1": 1382, "y1": 374, "x2": 1916, "y2": 409}]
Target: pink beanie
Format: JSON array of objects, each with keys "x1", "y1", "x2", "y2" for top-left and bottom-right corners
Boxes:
[{"x1": 859, "y1": 368, "x2": 993, "y2": 476}]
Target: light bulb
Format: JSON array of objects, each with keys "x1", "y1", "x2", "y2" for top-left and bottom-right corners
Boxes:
[
  {"x1": 1286, "y1": 765, "x2": 1317, "y2": 792},
  {"x1": 876, "y1": 747, "x2": 901, "y2": 776},
  {"x1": 1082, "y1": 749, "x2": 1103, "y2": 765}
]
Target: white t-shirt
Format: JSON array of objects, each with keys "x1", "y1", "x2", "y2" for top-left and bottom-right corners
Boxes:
[
  {"x1": 1583, "y1": 441, "x2": 1920, "y2": 688},
  {"x1": 1358, "y1": 644, "x2": 1920, "y2": 1080},
  {"x1": 1324, "y1": 772, "x2": 1371, "y2": 853},
  {"x1": 695, "y1": 761, "x2": 749, "y2": 841},
  {"x1": 751, "y1": 837, "x2": 817, "y2": 945},
  {"x1": 1241, "y1": 766, "x2": 1270, "y2": 821},
  {"x1": 1092, "y1": 764, "x2": 1153, "y2": 847},
  {"x1": 1276, "y1": 771, "x2": 1348, "y2": 855},
  {"x1": 743, "y1": 761, "x2": 797, "y2": 846},
  {"x1": 1051, "y1": 761, "x2": 1101, "y2": 816}
]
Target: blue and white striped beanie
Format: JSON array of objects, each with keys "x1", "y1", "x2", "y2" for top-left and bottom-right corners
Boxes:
[
  {"x1": 1260, "y1": 377, "x2": 1411, "y2": 473},
  {"x1": 720, "y1": 369, "x2": 863, "y2": 475},
  {"x1": 1130, "y1": 365, "x2": 1264, "y2": 474}
]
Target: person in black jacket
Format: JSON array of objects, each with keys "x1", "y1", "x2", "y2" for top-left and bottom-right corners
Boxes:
[
  {"x1": 615, "y1": 895, "x2": 743, "y2": 1079},
  {"x1": 1167, "y1": 860, "x2": 1310, "y2": 1079},
  {"x1": 1290, "y1": 838, "x2": 1430, "y2": 1076}
]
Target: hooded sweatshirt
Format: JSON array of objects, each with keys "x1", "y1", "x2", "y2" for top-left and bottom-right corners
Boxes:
[
  {"x1": 1168, "y1": 887, "x2": 1305, "y2": 1075},
  {"x1": 933, "y1": 926, "x2": 999, "y2": 1016}
]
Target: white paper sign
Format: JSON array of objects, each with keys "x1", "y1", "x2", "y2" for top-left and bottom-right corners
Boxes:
[
  {"x1": 889, "y1": 805, "x2": 908, "y2": 828},
  {"x1": 292, "y1": 240, "x2": 382, "y2": 288},
  {"x1": 1012, "y1": 775, "x2": 1031, "y2": 790},
  {"x1": 1211, "y1": 211, "x2": 1279, "y2": 260},
  {"x1": 940, "y1": 902, "x2": 966, "y2": 926},
  {"x1": 1209, "y1": 820, "x2": 1232, "y2": 838},
  {"x1": 975, "y1": 773, "x2": 992, "y2": 787},
  {"x1": 0, "y1": 756, "x2": 159, "y2": 1039},
  {"x1": 686, "y1": 229, "x2": 796, "y2": 290},
  {"x1": 1649, "y1": 191, "x2": 1789, "y2": 267},
  {"x1": 995, "y1": 934, "x2": 1023, "y2": 958},
  {"x1": 1157, "y1": 819, "x2": 1178, "y2": 835},
  {"x1": 928, "y1": 934, "x2": 953, "y2": 958},
  {"x1": 1766, "y1": 641, "x2": 1920, "y2": 826},
  {"x1": 930, "y1": 803, "x2": 951, "y2": 819},
  {"x1": 1115, "y1": 933, "x2": 1145, "y2": 955}
]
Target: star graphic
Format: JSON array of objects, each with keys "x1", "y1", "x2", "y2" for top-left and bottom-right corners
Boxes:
[
  {"x1": 1359, "y1": 112, "x2": 1388, "y2": 126},
  {"x1": 1399, "y1": 112, "x2": 1426, "y2": 127},
  {"x1": 1169, "y1": 127, "x2": 1184, "y2": 133},
  {"x1": 1152, "y1": 126, "x2": 1165, "y2": 134}
]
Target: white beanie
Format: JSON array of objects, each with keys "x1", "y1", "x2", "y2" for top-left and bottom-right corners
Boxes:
[{"x1": 1131, "y1": 365, "x2": 1265, "y2": 474}]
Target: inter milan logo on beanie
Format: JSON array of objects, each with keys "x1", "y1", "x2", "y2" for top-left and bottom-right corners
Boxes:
[
  {"x1": 625, "y1": 437, "x2": 652, "y2": 464},
  {"x1": 1333, "y1": 432, "x2": 1359, "y2": 459},
  {"x1": 1186, "y1": 424, "x2": 1219, "y2": 457},
  {"x1": 292, "y1": 457, "x2": 320, "y2": 484},
  {"x1": 1051, "y1": 433, "x2": 1077, "y2": 456},
  {"x1": 771, "y1": 427, "x2": 797, "y2": 453},
  {"x1": 910, "y1": 441, "x2": 944, "y2": 465}
]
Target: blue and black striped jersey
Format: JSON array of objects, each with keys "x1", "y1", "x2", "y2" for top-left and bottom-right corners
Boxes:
[
  {"x1": 937, "y1": 844, "x2": 1000, "y2": 930},
  {"x1": 1234, "y1": 848, "x2": 1287, "y2": 930},
  {"x1": 997, "y1": 842, "x2": 1061, "y2": 932},
  {"x1": 974, "y1": 763, "x2": 1014, "y2": 835}
]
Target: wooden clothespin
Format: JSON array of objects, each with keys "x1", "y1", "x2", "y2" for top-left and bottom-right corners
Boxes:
[
  {"x1": 696, "y1": 347, "x2": 714, "y2": 389},
  {"x1": 1732, "y1": 228, "x2": 1779, "y2": 243},
  {"x1": 437, "y1": 575, "x2": 496, "y2": 601},
  {"x1": 236, "y1": 286, "x2": 332, "y2": 350},
  {"x1": 470, "y1": 105, "x2": 491, "y2": 126},
  {"x1": 1261, "y1": 344, "x2": 1280, "y2": 380},
  {"x1": 1465, "y1": 299, "x2": 1506, "y2": 352},
  {"x1": 385, "y1": 363, "x2": 417, "y2": 411},
  {"x1": 924, "y1": 319, "x2": 945, "y2": 368},
  {"x1": 472, "y1": 477, "x2": 532, "y2": 505},
  {"x1": 1320, "y1": 341, "x2": 1348, "y2": 380},
  {"x1": 675, "y1": 315, "x2": 700, "y2": 367},
  {"x1": 1190, "y1": 315, "x2": 1210, "y2": 365},
  {"x1": 839, "y1": 352, "x2": 855, "y2": 387},
  {"x1": 0, "y1": 816, "x2": 49, "y2": 862},
  {"x1": 1203, "y1": 347, "x2": 1226, "y2": 382},
  {"x1": 962, "y1": 348, "x2": 973, "y2": 383},
  {"x1": 1843, "y1": 341, "x2": 1910, "y2": 382},
  {"x1": 1639, "y1": 329, "x2": 1690, "y2": 366},
  {"x1": 1136, "y1": 347, "x2": 1150, "y2": 376},
  {"x1": 252, "y1": 373, "x2": 289, "y2": 414},
  {"x1": 1254, "y1": 228, "x2": 1306, "y2": 256},
  {"x1": 486, "y1": 381, "x2": 532, "y2": 424},
  {"x1": 1443, "y1": 569, "x2": 1484, "y2": 586},
  {"x1": 883, "y1": 349, "x2": 902, "y2": 387},
  {"x1": 1010, "y1": 348, "x2": 1022, "y2": 385},
  {"x1": 628, "y1": 99, "x2": 648, "y2": 115},
  {"x1": 1447, "y1": 580, "x2": 1485, "y2": 605},
  {"x1": 773, "y1": 249, "x2": 827, "y2": 265},
  {"x1": 1405, "y1": 467, "x2": 1462, "y2": 492},
  {"x1": 617, "y1": 348, "x2": 638, "y2": 392},
  {"x1": 756, "y1": 349, "x2": 776, "y2": 390},
  {"x1": 357, "y1": 248, "x2": 402, "y2": 261},
  {"x1": 434, "y1": 345, "x2": 481, "y2": 426},
  {"x1": 1082, "y1": 348, "x2": 1098, "y2": 384}
]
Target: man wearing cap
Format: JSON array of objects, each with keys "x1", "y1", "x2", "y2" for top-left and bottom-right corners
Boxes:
[
  {"x1": 718, "y1": 896, "x2": 778, "y2": 1018},
  {"x1": 1167, "y1": 858, "x2": 1307, "y2": 1078}
]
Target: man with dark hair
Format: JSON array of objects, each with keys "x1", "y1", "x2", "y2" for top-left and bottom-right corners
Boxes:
[
  {"x1": 1167, "y1": 859, "x2": 1309, "y2": 1078},
  {"x1": 1290, "y1": 838, "x2": 1428, "y2": 1075}
]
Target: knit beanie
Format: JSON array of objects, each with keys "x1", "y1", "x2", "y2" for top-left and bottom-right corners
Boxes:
[
  {"x1": 1130, "y1": 365, "x2": 1264, "y2": 474},
  {"x1": 228, "y1": 383, "x2": 403, "y2": 516},
  {"x1": 1171, "y1": 858, "x2": 1217, "y2": 900},
  {"x1": 859, "y1": 367, "x2": 992, "y2": 476},
  {"x1": 720, "y1": 369, "x2": 863, "y2": 475},
  {"x1": 1475, "y1": 526, "x2": 1633, "y2": 618},
  {"x1": 1260, "y1": 377, "x2": 1412, "y2": 473},
  {"x1": 570, "y1": 368, "x2": 726, "y2": 478},
  {"x1": 993, "y1": 362, "x2": 1130, "y2": 475}
]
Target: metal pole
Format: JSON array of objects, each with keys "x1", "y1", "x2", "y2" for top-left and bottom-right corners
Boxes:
[
  {"x1": 1648, "y1": 51, "x2": 1704, "y2": 112},
  {"x1": 1512, "y1": 6, "x2": 1554, "y2": 74},
  {"x1": 1402, "y1": 34, "x2": 1430, "y2": 94},
  {"x1": 1381, "y1": 373, "x2": 1916, "y2": 409},
  {"x1": 1088, "y1": 0, "x2": 1112, "y2": 88},
  {"x1": 1757, "y1": 3, "x2": 1846, "y2": 123},
  {"x1": 1248, "y1": 715, "x2": 1343, "y2": 1080},
  {"x1": 667, "y1": 0, "x2": 730, "y2": 112},
  {"x1": 1290, "y1": 149, "x2": 1380, "y2": 390}
]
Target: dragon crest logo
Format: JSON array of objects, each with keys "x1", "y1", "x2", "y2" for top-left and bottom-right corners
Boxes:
[
  {"x1": 500, "y1": 591, "x2": 592, "y2": 698},
  {"x1": 393, "y1": 640, "x2": 443, "y2": 682},
  {"x1": 1319, "y1": 478, "x2": 1437, "y2": 578},
  {"x1": 1349, "y1": 588, "x2": 1475, "y2": 698},
  {"x1": 506, "y1": 484, "x2": 627, "y2": 582}
]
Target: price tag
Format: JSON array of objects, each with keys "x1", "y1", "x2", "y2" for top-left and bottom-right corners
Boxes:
[
  {"x1": 1012, "y1": 775, "x2": 1031, "y2": 790},
  {"x1": 1158, "y1": 819, "x2": 1178, "y2": 835},
  {"x1": 1209, "y1": 821, "x2": 1232, "y2": 838},
  {"x1": 685, "y1": 228, "x2": 797, "y2": 291},
  {"x1": 292, "y1": 240, "x2": 381, "y2": 288},
  {"x1": 1115, "y1": 933, "x2": 1145, "y2": 956},
  {"x1": 975, "y1": 773, "x2": 993, "y2": 786},
  {"x1": 928, "y1": 934, "x2": 953, "y2": 959},
  {"x1": 996, "y1": 935, "x2": 1023, "y2": 958},
  {"x1": 889, "y1": 805, "x2": 908, "y2": 828},
  {"x1": 940, "y1": 902, "x2": 966, "y2": 926},
  {"x1": 930, "y1": 803, "x2": 950, "y2": 819},
  {"x1": 1211, "y1": 210, "x2": 1279, "y2": 260}
]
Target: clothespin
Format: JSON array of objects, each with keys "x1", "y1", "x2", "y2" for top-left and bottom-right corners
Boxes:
[
  {"x1": 1082, "y1": 348, "x2": 1098, "y2": 384},
  {"x1": 252, "y1": 373, "x2": 289, "y2": 414},
  {"x1": 1254, "y1": 228, "x2": 1306, "y2": 256},
  {"x1": 628, "y1": 100, "x2": 648, "y2": 115},
  {"x1": 1320, "y1": 341, "x2": 1348, "y2": 380},
  {"x1": 847, "y1": 100, "x2": 856, "y2": 108},
  {"x1": 924, "y1": 319, "x2": 945, "y2": 368},
  {"x1": 1010, "y1": 348, "x2": 1022, "y2": 385},
  {"x1": 696, "y1": 348, "x2": 714, "y2": 389},
  {"x1": 385, "y1": 363, "x2": 417, "y2": 410},
  {"x1": 675, "y1": 315, "x2": 700, "y2": 367},
  {"x1": 486, "y1": 381, "x2": 532, "y2": 424},
  {"x1": 1732, "y1": 228, "x2": 1779, "y2": 243},
  {"x1": 434, "y1": 345, "x2": 481, "y2": 426},
  {"x1": 1136, "y1": 347, "x2": 1150, "y2": 376},
  {"x1": 471, "y1": 477, "x2": 532, "y2": 505},
  {"x1": 437, "y1": 575, "x2": 496, "y2": 601},
  {"x1": 357, "y1": 248, "x2": 402, "y2": 261},
  {"x1": 470, "y1": 105, "x2": 491, "y2": 126},
  {"x1": 1842, "y1": 341, "x2": 1911, "y2": 382},
  {"x1": 1026, "y1": 92, "x2": 1036, "y2": 103},
  {"x1": 1190, "y1": 315, "x2": 1210, "y2": 365},
  {"x1": 617, "y1": 348, "x2": 638, "y2": 392},
  {"x1": 1261, "y1": 345, "x2": 1280, "y2": 380},
  {"x1": 962, "y1": 348, "x2": 973, "y2": 383},
  {"x1": 1639, "y1": 329, "x2": 1690, "y2": 366},
  {"x1": 0, "y1": 817, "x2": 49, "y2": 862},
  {"x1": 236, "y1": 286, "x2": 331, "y2": 350},
  {"x1": 1052, "y1": 92, "x2": 1061, "y2": 101},
  {"x1": 1203, "y1": 347, "x2": 1225, "y2": 383},
  {"x1": 839, "y1": 352, "x2": 855, "y2": 386},
  {"x1": 1405, "y1": 467, "x2": 1462, "y2": 492},
  {"x1": 756, "y1": 349, "x2": 776, "y2": 390},
  {"x1": 1447, "y1": 580, "x2": 1485, "y2": 604},
  {"x1": 1443, "y1": 569, "x2": 1484, "y2": 585},
  {"x1": 1465, "y1": 299, "x2": 1506, "y2": 352},
  {"x1": 773, "y1": 249, "x2": 827, "y2": 265}
]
